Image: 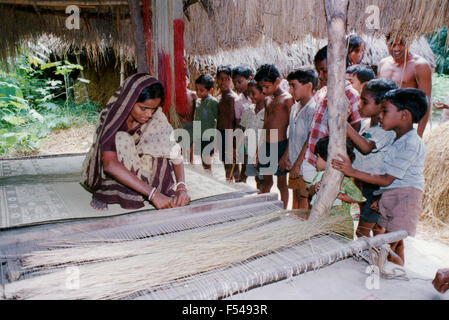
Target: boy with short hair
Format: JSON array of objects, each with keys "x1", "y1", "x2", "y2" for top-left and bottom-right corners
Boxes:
[
  {"x1": 346, "y1": 78, "x2": 397, "y2": 238},
  {"x1": 285, "y1": 68, "x2": 318, "y2": 210},
  {"x1": 254, "y1": 64, "x2": 294, "y2": 208},
  {"x1": 301, "y1": 45, "x2": 362, "y2": 186},
  {"x1": 232, "y1": 66, "x2": 254, "y2": 182},
  {"x1": 216, "y1": 65, "x2": 239, "y2": 181},
  {"x1": 194, "y1": 74, "x2": 219, "y2": 172},
  {"x1": 346, "y1": 65, "x2": 375, "y2": 94},
  {"x1": 177, "y1": 69, "x2": 197, "y2": 163},
  {"x1": 332, "y1": 88, "x2": 428, "y2": 266}
]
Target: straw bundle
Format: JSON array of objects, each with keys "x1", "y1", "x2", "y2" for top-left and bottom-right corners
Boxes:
[
  {"x1": 5, "y1": 210, "x2": 351, "y2": 300},
  {"x1": 420, "y1": 122, "x2": 449, "y2": 242}
]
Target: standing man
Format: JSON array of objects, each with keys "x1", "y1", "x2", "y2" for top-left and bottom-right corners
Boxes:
[{"x1": 378, "y1": 34, "x2": 432, "y2": 137}]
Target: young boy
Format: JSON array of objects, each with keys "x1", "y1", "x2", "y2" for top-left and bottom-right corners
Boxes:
[
  {"x1": 194, "y1": 74, "x2": 218, "y2": 172},
  {"x1": 346, "y1": 79, "x2": 397, "y2": 238},
  {"x1": 332, "y1": 88, "x2": 428, "y2": 266},
  {"x1": 216, "y1": 65, "x2": 239, "y2": 181},
  {"x1": 232, "y1": 66, "x2": 253, "y2": 182},
  {"x1": 346, "y1": 65, "x2": 375, "y2": 94},
  {"x1": 285, "y1": 68, "x2": 318, "y2": 210},
  {"x1": 254, "y1": 64, "x2": 294, "y2": 208},
  {"x1": 241, "y1": 80, "x2": 266, "y2": 191},
  {"x1": 301, "y1": 45, "x2": 362, "y2": 187},
  {"x1": 177, "y1": 69, "x2": 197, "y2": 163}
]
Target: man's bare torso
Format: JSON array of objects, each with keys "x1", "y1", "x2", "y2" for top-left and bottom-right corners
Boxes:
[{"x1": 378, "y1": 54, "x2": 426, "y2": 89}]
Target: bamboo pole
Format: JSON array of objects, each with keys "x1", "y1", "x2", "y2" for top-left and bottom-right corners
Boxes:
[
  {"x1": 128, "y1": 0, "x2": 148, "y2": 73},
  {"x1": 309, "y1": 0, "x2": 349, "y2": 220}
]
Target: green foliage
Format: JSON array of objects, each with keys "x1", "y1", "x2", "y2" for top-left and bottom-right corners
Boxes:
[
  {"x1": 0, "y1": 44, "x2": 99, "y2": 156},
  {"x1": 428, "y1": 27, "x2": 449, "y2": 75},
  {"x1": 432, "y1": 73, "x2": 449, "y2": 122}
]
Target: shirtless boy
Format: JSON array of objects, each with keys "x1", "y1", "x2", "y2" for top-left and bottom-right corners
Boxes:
[
  {"x1": 216, "y1": 65, "x2": 239, "y2": 181},
  {"x1": 377, "y1": 34, "x2": 432, "y2": 137},
  {"x1": 254, "y1": 64, "x2": 294, "y2": 208},
  {"x1": 177, "y1": 69, "x2": 197, "y2": 163}
]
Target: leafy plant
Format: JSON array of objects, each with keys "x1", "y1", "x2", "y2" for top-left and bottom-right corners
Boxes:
[
  {"x1": 0, "y1": 42, "x2": 99, "y2": 156},
  {"x1": 428, "y1": 27, "x2": 449, "y2": 75}
]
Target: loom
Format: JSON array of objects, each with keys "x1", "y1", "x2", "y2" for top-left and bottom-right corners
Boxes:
[{"x1": 0, "y1": 191, "x2": 406, "y2": 300}]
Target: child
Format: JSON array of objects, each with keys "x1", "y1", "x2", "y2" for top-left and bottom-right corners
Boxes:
[
  {"x1": 194, "y1": 74, "x2": 219, "y2": 172},
  {"x1": 177, "y1": 69, "x2": 197, "y2": 163},
  {"x1": 232, "y1": 66, "x2": 254, "y2": 182},
  {"x1": 309, "y1": 136, "x2": 366, "y2": 239},
  {"x1": 254, "y1": 64, "x2": 294, "y2": 208},
  {"x1": 301, "y1": 45, "x2": 362, "y2": 187},
  {"x1": 346, "y1": 35, "x2": 366, "y2": 67},
  {"x1": 285, "y1": 68, "x2": 318, "y2": 210},
  {"x1": 346, "y1": 65, "x2": 375, "y2": 94},
  {"x1": 346, "y1": 79, "x2": 397, "y2": 238},
  {"x1": 216, "y1": 65, "x2": 239, "y2": 181},
  {"x1": 332, "y1": 88, "x2": 428, "y2": 266},
  {"x1": 240, "y1": 80, "x2": 266, "y2": 191}
]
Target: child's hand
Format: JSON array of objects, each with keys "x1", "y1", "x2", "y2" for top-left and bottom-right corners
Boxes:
[
  {"x1": 310, "y1": 182, "x2": 320, "y2": 195},
  {"x1": 434, "y1": 101, "x2": 449, "y2": 110},
  {"x1": 290, "y1": 162, "x2": 301, "y2": 179},
  {"x1": 331, "y1": 153, "x2": 355, "y2": 177},
  {"x1": 370, "y1": 199, "x2": 380, "y2": 213},
  {"x1": 279, "y1": 155, "x2": 291, "y2": 171},
  {"x1": 253, "y1": 152, "x2": 258, "y2": 167}
]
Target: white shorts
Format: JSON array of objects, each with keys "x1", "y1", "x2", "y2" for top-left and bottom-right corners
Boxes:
[{"x1": 300, "y1": 160, "x2": 317, "y2": 184}]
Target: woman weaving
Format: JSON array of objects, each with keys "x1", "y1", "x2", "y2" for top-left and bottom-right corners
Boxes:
[{"x1": 82, "y1": 73, "x2": 190, "y2": 210}]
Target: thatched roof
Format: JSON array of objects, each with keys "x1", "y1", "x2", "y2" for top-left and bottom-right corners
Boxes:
[
  {"x1": 0, "y1": 0, "x2": 447, "y2": 67},
  {"x1": 185, "y1": 35, "x2": 436, "y2": 81}
]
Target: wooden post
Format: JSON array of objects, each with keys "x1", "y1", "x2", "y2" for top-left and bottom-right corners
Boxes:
[
  {"x1": 309, "y1": 0, "x2": 349, "y2": 220},
  {"x1": 128, "y1": 0, "x2": 148, "y2": 73}
]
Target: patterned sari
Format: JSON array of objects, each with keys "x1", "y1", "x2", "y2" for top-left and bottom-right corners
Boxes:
[{"x1": 81, "y1": 73, "x2": 182, "y2": 209}]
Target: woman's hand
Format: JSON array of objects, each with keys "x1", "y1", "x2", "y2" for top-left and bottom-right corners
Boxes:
[
  {"x1": 151, "y1": 191, "x2": 174, "y2": 210},
  {"x1": 173, "y1": 189, "x2": 190, "y2": 207}
]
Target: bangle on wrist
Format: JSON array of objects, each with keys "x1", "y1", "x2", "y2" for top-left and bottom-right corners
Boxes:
[
  {"x1": 148, "y1": 187, "x2": 157, "y2": 201},
  {"x1": 174, "y1": 181, "x2": 187, "y2": 191}
]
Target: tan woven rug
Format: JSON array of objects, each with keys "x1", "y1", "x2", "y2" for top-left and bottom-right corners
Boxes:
[{"x1": 0, "y1": 154, "x2": 254, "y2": 229}]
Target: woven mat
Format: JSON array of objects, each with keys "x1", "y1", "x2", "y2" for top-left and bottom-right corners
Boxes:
[{"x1": 0, "y1": 154, "x2": 254, "y2": 229}]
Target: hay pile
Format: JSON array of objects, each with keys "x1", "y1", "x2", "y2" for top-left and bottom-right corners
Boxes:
[
  {"x1": 420, "y1": 122, "x2": 449, "y2": 242},
  {"x1": 5, "y1": 211, "x2": 351, "y2": 300}
]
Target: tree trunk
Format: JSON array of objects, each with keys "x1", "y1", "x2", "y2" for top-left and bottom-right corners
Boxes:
[
  {"x1": 128, "y1": 0, "x2": 148, "y2": 73},
  {"x1": 309, "y1": 0, "x2": 349, "y2": 220}
]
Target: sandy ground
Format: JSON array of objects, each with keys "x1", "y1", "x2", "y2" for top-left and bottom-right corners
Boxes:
[{"x1": 15, "y1": 123, "x2": 449, "y2": 299}]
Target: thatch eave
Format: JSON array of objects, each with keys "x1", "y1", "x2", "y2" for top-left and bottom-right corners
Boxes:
[{"x1": 0, "y1": 0, "x2": 447, "y2": 67}]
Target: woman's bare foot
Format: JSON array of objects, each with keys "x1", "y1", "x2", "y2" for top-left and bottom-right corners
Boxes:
[{"x1": 90, "y1": 198, "x2": 108, "y2": 211}]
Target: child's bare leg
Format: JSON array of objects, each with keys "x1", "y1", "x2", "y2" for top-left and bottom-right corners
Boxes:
[
  {"x1": 277, "y1": 174, "x2": 289, "y2": 209},
  {"x1": 356, "y1": 221, "x2": 376, "y2": 238},
  {"x1": 388, "y1": 240, "x2": 405, "y2": 266},
  {"x1": 189, "y1": 144, "x2": 193, "y2": 164},
  {"x1": 259, "y1": 175, "x2": 273, "y2": 193},
  {"x1": 291, "y1": 190, "x2": 299, "y2": 209},
  {"x1": 298, "y1": 195, "x2": 309, "y2": 210},
  {"x1": 224, "y1": 164, "x2": 234, "y2": 181}
]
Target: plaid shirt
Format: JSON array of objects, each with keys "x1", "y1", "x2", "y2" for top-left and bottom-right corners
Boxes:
[{"x1": 304, "y1": 82, "x2": 361, "y2": 166}]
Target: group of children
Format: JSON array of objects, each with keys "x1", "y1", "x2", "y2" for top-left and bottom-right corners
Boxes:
[{"x1": 184, "y1": 35, "x2": 429, "y2": 267}]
